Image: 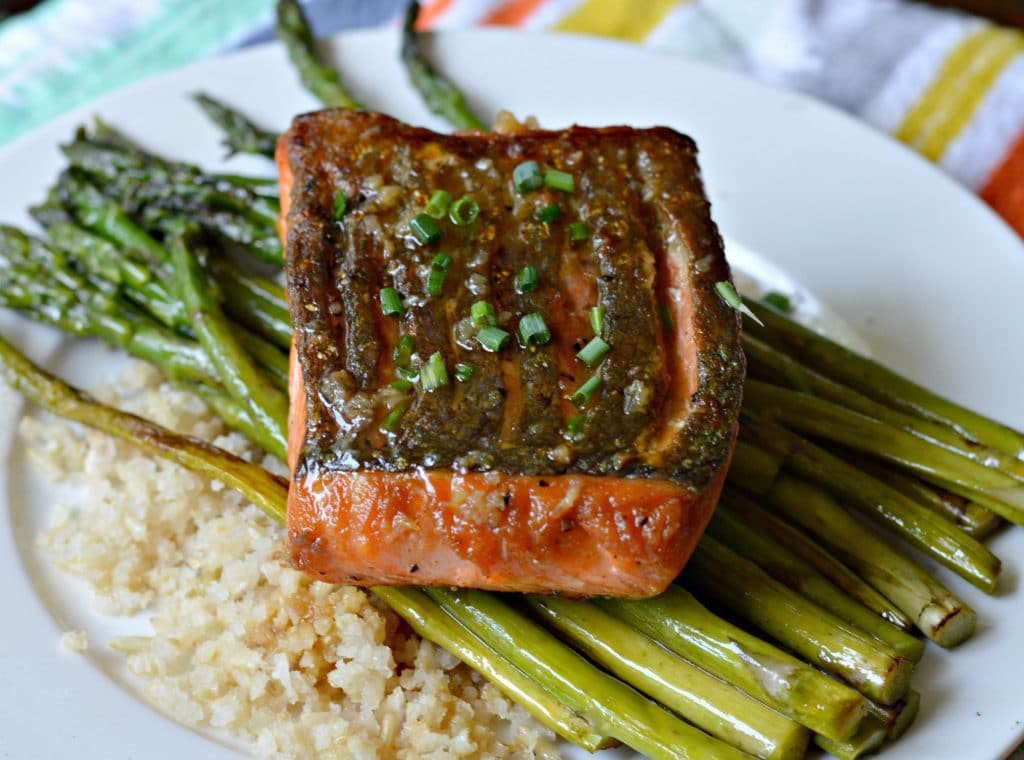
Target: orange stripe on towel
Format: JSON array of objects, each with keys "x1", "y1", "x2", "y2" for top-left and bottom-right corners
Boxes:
[
  {"x1": 981, "y1": 128, "x2": 1024, "y2": 236},
  {"x1": 482, "y1": 0, "x2": 549, "y2": 26},
  {"x1": 415, "y1": 0, "x2": 454, "y2": 30}
]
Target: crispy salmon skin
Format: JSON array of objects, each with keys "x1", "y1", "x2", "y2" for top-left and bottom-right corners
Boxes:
[{"x1": 279, "y1": 110, "x2": 743, "y2": 598}]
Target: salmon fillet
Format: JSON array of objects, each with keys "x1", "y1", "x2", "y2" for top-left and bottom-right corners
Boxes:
[{"x1": 278, "y1": 110, "x2": 743, "y2": 598}]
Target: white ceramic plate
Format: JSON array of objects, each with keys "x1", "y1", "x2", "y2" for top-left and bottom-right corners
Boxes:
[{"x1": 1, "y1": 27, "x2": 1023, "y2": 760}]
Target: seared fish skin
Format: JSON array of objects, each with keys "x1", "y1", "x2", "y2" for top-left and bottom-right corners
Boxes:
[{"x1": 279, "y1": 110, "x2": 743, "y2": 597}]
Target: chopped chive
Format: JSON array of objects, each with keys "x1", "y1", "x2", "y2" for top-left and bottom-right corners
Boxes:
[
  {"x1": 571, "y1": 375, "x2": 602, "y2": 408},
  {"x1": 421, "y1": 352, "x2": 449, "y2": 391},
  {"x1": 390, "y1": 378, "x2": 414, "y2": 392},
  {"x1": 519, "y1": 312, "x2": 551, "y2": 346},
  {"x1": 431, "y1": 253, "x2": 453, "y2": 272},
  {"x1": 566, "y1": 413, "x2": 588, "y2": 442},
  {"x1": 424, "y1": 190, "x2": 452, "y2": 219},
  {"x1": 763, "y1": 291, "x2": 793, "y2": 313},
  {"x1": 471, "y1": 300, "x2": 498, "y2": 328},
  {"x1": 544, "y1": 168, "x2": 575, "y2": 193},
  {"x1": 396, "y1": 366, "x2": 419, "y2": 383},
  {"x1": 658, "y1": 303, "x2": 674, "y2": 331},
  {"x1": 333, "y1": 190, "x2": 348, "y2": 220},
  {"x1": 380, "y1": 287, "x2": 403, "y2": 316},
  {"x1": 536, "y1": 203, "x2": 562, "y2": 223},
  {"x1": 477, "y1": 326, "x2": 511, "y2": 352},
  {"x1": 516, "y1": 266, "x2": 538, "y2": 294},
  {"x1": 427, "y1": 268, "x2": 447, "y2": 296},
  {"x1": 569, "y1": 221, "x2": 588, "y2": 243},
  {"x1": 381, "y1": 401, "x2": 410, "y2": 432},
  {"x1": 393, "y1": 335, "x2": 414, "y2": 365},
  {"x1": 715, "y1": 281, "x2": 764, "y2": 326},
  {"x1": 410, "y1": 213, "x2": 442, "y2": 244},
  {"x1": 449, "y1": 197, "x2": 480, "y2": 226},
  {"x1": 454, "y1": 362, "x2": 476, "y2": 382},
  {"x1": 589, "y1": 306, "x2": 605, "y2": 335},
  {"x1": 513, "y1": 161, "x2": 543, "y2": 193},
  {"x1": 577, "y1": 336, "x2": 610, "y2": 367}
]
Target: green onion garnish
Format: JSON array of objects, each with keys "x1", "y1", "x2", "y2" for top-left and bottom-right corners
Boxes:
[
  {"x1": 333, "y1": 190, "x2": 348, "y2": 220},
  {"x1": 424, "y1": 190, "x2": 452, "y2": 219},
  {"x1": 577, "y1": 336, "x2": 610, "y2": 367},
  {"x1": 449, "y1": 197, "x2": 480, "y2": 226},
  {"x1": 410, "y1": 213, "x2": 442, "y2": 245},
  {"x1": 589, "y1": 306, "x2": 605, "y2": 335},
  {"x1": 571, "y1": 375, "x2": 602, "y2": 408},
  {"x1": 536, "y1": 203, "x2": 562, "y2": 223},
  {"x1": 513, "y1": 161, "x2": 544, "y2": 193},
  {"x1": 431, "y1": 253, "x2": 453, "y2": 272},
  {"x1": 454, "y1": 362, "x2": 476, "y2": 382},
  {"x1": 519, "y1": 312, "x2": 551, "y2": 346},
  {"x1": 516, "y1": 266, "x2": 538, "y2": 293},
  {"x1": 390, "y1": 378, "x2": 414, "y2": 392},
  {"x1": 569, "y1": 221, "x2": 588, "y2": 243},
  {"x1": 658, "y1": 303, "x2": 674, "y2": 331},
  {"x1": 566, "y1": 413, "x2": 587, "y2": 442},
  {"x1": 477, "y1": 326, "x2": 511, "y2": 352},
  {"x1": 421, "y1": 351, "x2": 449, "y2": 391},
  {"x1": 544, "y1": 169, "x2": 575, "y2": 193},
  {"x1": 381, "y1": 401, "x2": 410, "y2": 432},
  {"x1": 393, "y1": 335, "x2": 414, "y2": 365},
  {"x1": 471, "y1": 300, "x2": 498, "y2": 327},
  {"x1": 427, "y1": 268, "x2": 447, "y2": 297},
  {"x1": 380, "y1": 287, "x2": 403, "y2": 316},
  {"x1": 715, "y1": 281, "x2": 764, "y2": 326},
  {"x1": 763, "y1": 291, "x2": 793, "y2": 313},
  {"x1": 396, "y1": 366, "x2": 419, "y2": 383}
]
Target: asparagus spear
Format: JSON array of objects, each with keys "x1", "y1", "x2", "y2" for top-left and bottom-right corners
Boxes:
[
  {"x1": 813, "y1": 715, "x2": 886, "y2": 760},
  {"x1": 745, "y1": 298, "x2": 1024, "y2": 458},
  {"x1": 193, "y1": 93, "x2": 279, "y2": 159},
  {"x1": 169, "y1": 228, "x2": 289, "y2": 459},
  {"x1": 727, "y1": 439, "x2": 782, "y2": 494},
  {"x1": 741, "y1": 412, "x2": 1001, "y2": 593},
  {"x1": 598, "y1": 587, "x2": 869, "y2": 741},
  {"x1": 707, "y1": 505, "x2": 926, "y2": 662},
  {"x1": 276, "y1": 0, "x2": 362, "y2": 109},
  {"x1": 57, "y1": 175, "x2": 291, "y2": 351},
  {"x1": 744, "y1": 379, "x2": 1024, "y2": 524},
  {"x1": 34, "y1": 213, "x2": 290, "y2": 390},
  {"x1": 744, "y1": 333, "x2": 1024, "y2": 486},
  {"x1": 851, "y1": 453, "x2": 1002, "y2": 539},
  {"x1": 375, "y1": 588, "x2": 611, "y2": 752},
  {"x1": 428, "y1": 588, "x2": 751, "y2": 760},
  {"x1": 869, "y1": 688, "x2": 920, "y2": 741},
  {"x1": 719, "y1": 488, "x2": 914, "y2": 631},
  {"x1": 766, "y1": 474, "x2": 977, "y2": 648},
  {"x1": 0, "y1": 226, "x2": 218, "y2": 386},
  {"x1": 62, "y1": 128, "x2": 280, "y2": 230},
  {"x1": 0, "y1": 334, "x2": 614, "y2": 752},
  {"x1": 0, "y1": 332, "x2": 289, "y2": 520},
  {"x1": 525, "y1": 595, "x2": 810, "y2": 760},
  {"x1": 683, "y1": 537, "x2": 914, "y2": 705},
  {"x1": 401, "y1": 2, "x2": 489, "y2": 131}
]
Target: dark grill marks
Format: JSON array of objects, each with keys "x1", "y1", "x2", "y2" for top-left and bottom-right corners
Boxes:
[
  {"x1": 492, "y1": 214, "x2": 563, "y2": 472},
  {"x1": 284, "y1": 112, "x2": 743, "y2": 491},
  {"x1": 338, "y1": 220, "x2": 382, "y2": 390},
  {"x1": 572, "y1": 158, "x2": 663, "y2": 471}
]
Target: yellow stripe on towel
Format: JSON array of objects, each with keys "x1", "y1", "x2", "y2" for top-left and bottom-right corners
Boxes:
[
  {"x1": 896, "y1": 26, "x2": 1024, "y2": 161},
  {"x1": 554, "y1": 0, "x2": 688, "y2": 43}
]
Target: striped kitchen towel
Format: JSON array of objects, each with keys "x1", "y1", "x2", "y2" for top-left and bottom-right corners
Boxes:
[
  {"x1": 0, "y1": 0, "x2": 1022, "y2": 235},
  {"x1": 415, "y1": 0, "x2": 1024, "y2": 236}
]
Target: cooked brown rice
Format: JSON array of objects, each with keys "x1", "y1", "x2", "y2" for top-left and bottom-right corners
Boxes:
[{"x1": 21, "y1": 361, "x2": 559, "y2": 759}]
